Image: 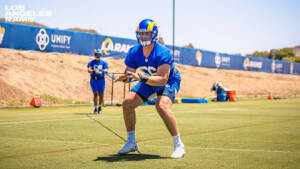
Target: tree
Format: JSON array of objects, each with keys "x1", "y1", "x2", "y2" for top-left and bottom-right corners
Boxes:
[
  {"x1": 66, "y1": 28, "x2": 99, "y2": 34},
  {"x1": 158, "y1": 37, "x2": 165, "y2": 44},
  {"x1": 247, "y1": 48, "x2": 295, "y2": 60},
  {"x1": 246, "y1": 51, "x2": 269, "y2": 58},
  {"x1": 282, "y1": 57, "x2": 300, "y2": 63},
  {"x1": 183, "y1": 43, "x2": 194, "y2": 48},
  {"x1": 274, "y1": 48, "x2": 294, "y2": 60}
]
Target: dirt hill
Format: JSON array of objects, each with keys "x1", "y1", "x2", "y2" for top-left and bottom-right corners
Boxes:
[{"x1": 1, "y1": 48, "x2": 300, "y2": 106}]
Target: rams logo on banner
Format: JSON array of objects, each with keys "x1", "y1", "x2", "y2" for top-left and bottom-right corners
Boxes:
[
  {"x1": 101, "y1": 38, "x2": 133, "y2": 56},
  {"x1": 0, "y1": 26, "x2": 5, "y2": 45},
  {"x1": 243, "y1": 57, "x2": 262, "y2": 70},
  {"x1": 36, "y1": 28, "x2": 49, "y2": 50},
  {"x1": 243, "y1": 58, "x2": 250, "y2": 70},
  {"x1": 101, "y1": 38, "x2": 113, "y2": 55},
  {"x1": 195, "y1": 50, "x2": 202, "y2": 65},
  {"x1": 290, "y1": 63, "x2": 294, "y2": 74}
]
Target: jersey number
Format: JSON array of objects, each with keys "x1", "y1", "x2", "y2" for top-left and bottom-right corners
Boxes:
[
  {"x1": 137, "y1": 66, "x2": 157, "y2": 76},
  {"x1": 94, "y1": 65, "x2": 103, "y2": 74}
]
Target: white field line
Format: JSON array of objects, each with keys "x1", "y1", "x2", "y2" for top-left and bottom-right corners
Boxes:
[
  {"x1": 142, "y1": 145, "x2": 300, "y2": 154},
  {"x1": 0, "y1": 117, "x2": 90, "y2": 125},
  {"x1": 0, "y1": 114, "x2": 162, "y2": 126},
  {"x1": 0, "y1": 137, "x2": 104, "y2": 145}
]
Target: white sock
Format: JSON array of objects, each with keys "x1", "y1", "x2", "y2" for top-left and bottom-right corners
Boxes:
[
  {"x1": 173, "y1": 134, "x2": 183, "y2": 147},
  {"x1": 94, "y1": 106, "x2": 98, "y2": 110},
  {"x1": 127, "y1": 131, "x2": 136, "y2": 143}
]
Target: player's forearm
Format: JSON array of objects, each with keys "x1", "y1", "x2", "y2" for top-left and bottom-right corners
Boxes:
[
  {"x1": 87, "y1": 68, "x2": 94, "y2": 73},
  {"x1": 145, "y1": 76, "x2": 168, "y2": 86}
]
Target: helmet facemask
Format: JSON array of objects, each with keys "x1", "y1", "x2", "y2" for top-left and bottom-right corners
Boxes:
[
  {"x1": 136, "y1": 32, "x2": 153, "y2": 47},
  {"x1": 94, "y1": 51, "x2": 102, "y2": 61},
  {"x1": 136, "y1": 19, "x2": 158, "y2": 47}
]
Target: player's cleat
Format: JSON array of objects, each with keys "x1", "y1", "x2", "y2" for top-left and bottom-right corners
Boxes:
[
  {"x1": 170, "y1": 144, "x2": 185, "y2": 159},
  {"x1": 118, "y1": 142, "x2": 138, "y2": 154},
  {"x1": 97, "y1": 106, "x2": 102, "y2": 114},
  {"x1": 93, "y1": 108, "x2": 98, "y2": 115}
]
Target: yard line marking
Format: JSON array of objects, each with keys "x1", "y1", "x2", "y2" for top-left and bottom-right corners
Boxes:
[
  {"x1": 0, "y1": 142, "x2": 125, "y2": 160},
  {"x1": 0, "y1": 116, "x2": 128, "y2": 126},
  {"x1": 0, "y1": 118, "x2": 299, "y2": 159},
  {"x1": 0, "y1": 137, "x2": 99, "y2": 145},
  {"x1": 137, "y1": 118, "x2": 300, "y2": 143},
  {"x1": 0, "y1": 117, "x2": 90, "y2": 125},
  {"x1": 142, "y1": 145, "x2": 300, "y2": 154},
  {"x1": 180, "y1": 118, "x2": 300, "y2": 137}
]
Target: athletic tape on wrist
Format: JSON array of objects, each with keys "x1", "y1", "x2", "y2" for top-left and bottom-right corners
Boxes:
[{"x1": 138, "y1": 73, "x2": 149, "y2": 83}]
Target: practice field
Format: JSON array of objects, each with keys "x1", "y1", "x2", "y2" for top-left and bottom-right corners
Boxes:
[{"x1": 0, "y1": 99, "x2": 299, "y2": 169}]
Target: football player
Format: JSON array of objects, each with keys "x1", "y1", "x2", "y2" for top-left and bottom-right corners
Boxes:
[
  {"x1": 87, "y1": 49, "x2": 109, "y2": 114},
  {"x1": 116, "y1": 19, "x2": 185, "y2": 158}
]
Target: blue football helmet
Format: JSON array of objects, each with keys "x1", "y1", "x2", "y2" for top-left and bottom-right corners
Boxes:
[
  {"x1": 136, "y1": 19, "x2": 158, "y2": 46},
  {"x1": 94, "y1": 48, "x2": 103, "y2": 58}
]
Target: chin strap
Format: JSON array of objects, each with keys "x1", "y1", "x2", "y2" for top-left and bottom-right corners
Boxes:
[{"x1": 140, "y1": 40, "x2": 152, "y2": 46}]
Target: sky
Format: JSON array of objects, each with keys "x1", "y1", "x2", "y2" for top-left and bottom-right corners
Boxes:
[{"x1": 1, "y1": 0, "x2": 300, "y2": 55}]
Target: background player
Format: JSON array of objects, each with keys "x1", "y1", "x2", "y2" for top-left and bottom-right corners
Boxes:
[
  {"x1": 87, "y1": 49, "x2": 108, "y2": 114},
  {"x1": 116, "y1": 19, "x2": 185, "y2": 158},
  {"x1": 211, "y1": 81, "x2": 228, "y2": 101}
]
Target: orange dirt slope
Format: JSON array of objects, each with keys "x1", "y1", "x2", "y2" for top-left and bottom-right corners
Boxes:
[{"x1": 0, "y1": 48, "x2": 300, "y2": 106}]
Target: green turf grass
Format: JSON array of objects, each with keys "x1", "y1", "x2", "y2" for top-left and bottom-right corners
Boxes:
[{"x1": 0, "y1": 99, "x2": 299, "y2": 169}]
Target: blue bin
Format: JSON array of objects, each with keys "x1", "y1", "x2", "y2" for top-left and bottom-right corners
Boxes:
[{"x1": 181, "y1": 98, "x2": 208, "y2": 103}]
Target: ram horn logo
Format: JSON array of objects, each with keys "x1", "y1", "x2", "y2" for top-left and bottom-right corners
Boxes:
[
  {"x1": 36, "y1": 28, "x2": 49, "y2": 50},
  {"x1": 195, "y1": 50, "x2": 202, "y2": 65},
  {"x1": 0, "y1": 26, "x2": 5, "y2": 45},
  {"x1": 290, "y1": 63, "x2": 294, "y2": 74},
  {"x1": 101, "y1": 38, "x2": 113, "y2": 55},
  {"x1": 243, "y1": 58, "x2": 250, "y2": 70}
]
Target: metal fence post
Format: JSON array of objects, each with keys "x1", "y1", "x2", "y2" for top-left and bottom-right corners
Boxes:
[
  {"x1": 123, "y1": 81, "x2": 126, "y2": 100},
  {"x1": 129, "y1": 81, "x2": 131, "y2": 91},
  {"x1": 111, "y1": 73, "x2": 114, "y2": 106}
]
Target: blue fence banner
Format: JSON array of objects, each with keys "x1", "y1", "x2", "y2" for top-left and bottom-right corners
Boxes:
[{"x1": 0, "y1": 22, "x2": 299, "y2": 75}]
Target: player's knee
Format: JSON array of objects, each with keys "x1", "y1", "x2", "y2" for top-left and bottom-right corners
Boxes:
[
  {"x1": 155, "y1": 98, "x2": 171, "y2": 113},
  {"x1": 122, "y1": 98, "x2": 136, "y2": 110}
]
